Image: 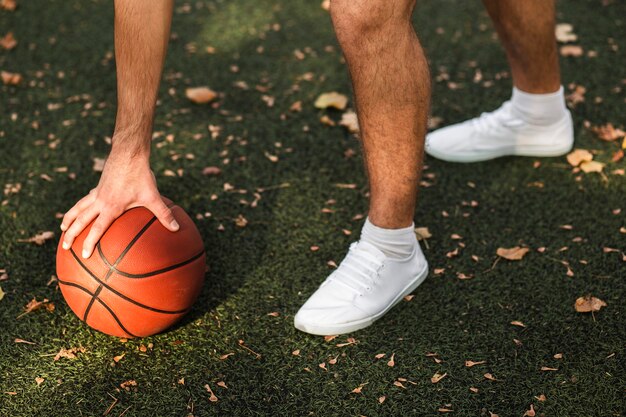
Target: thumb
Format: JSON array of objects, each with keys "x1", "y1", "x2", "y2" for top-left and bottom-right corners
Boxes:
[{"x1": 148, "y1": 198, "x2": 179, "y2": 232}]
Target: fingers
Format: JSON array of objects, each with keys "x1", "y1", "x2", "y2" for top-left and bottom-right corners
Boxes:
[
  {"x1": 62, "y1": 207, "x2": 99, "y2": 253},
  {"x1": 148, "y1": 197, "x2": 179, "y2": 232},
  {"x1": 60, "y1": 191, "x2": 95, "y2": 232},
  {"x1": 81, "y1": 211, "x2": 117, "y2": 259}
]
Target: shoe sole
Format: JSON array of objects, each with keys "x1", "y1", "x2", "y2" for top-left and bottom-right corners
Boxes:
[{"x1": 293, "y1": 262, "x2": 429, "y2": 336}]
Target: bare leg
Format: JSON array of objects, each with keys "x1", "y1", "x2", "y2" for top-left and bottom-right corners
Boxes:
[
  {"x1": 61, "y1": 0, "x2": 177, "y2": 258},
  {"x1": 331, "y1": 0, "x2": 430, "y2": 229},
  {"x1": 482, "y1": 0, "x2": 560, "y2": 94}
]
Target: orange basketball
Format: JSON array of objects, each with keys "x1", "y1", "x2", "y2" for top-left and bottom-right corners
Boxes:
[{"x1": 56, "y1": 203, "x2": 206, "y2": 338}]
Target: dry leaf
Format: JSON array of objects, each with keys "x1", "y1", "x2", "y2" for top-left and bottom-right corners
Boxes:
[
  {"x1": 0, "y1": 32, "x2": 17, "y2": 50},
  {"x1": 324, "y1": 335, "x2": 338, "y2": 342},
  {"x1": 560, "y1": 45, "x2": 583, "y2": 57},
  {"x1": 536, "y1": 394, "x2": 547, "y2": 402},
  {"x1": 219, "y1": 353, "x2": 234, "y2": 360},
  {"x1": 0, "y1": 286, "x2": 4, "y2": 302},
  {"x1": 17, "y1": 231, "x2": 54, "y2": 245},
  {"x1": 202, "y1": 166, "x2": 221, "y2": 176},
  {"x1": 541, "y1": 366, "x2": 558, "y2": 371},
  {"x1": 54, "y1": 346, "x2": 86, "y2": 361},
  {"x1": 17, "y1": 297, "x2": 54, "y2": 319},
  {"x1": 216, "y1": 381, "x2": 228, "y2": 389},
  {"x1": 497, "y1": 247, "x2": 529, "y2": 261},
  {"x1": 579, "y1": 160, "x2": 604, "y2": 173},
  {"x1": 566, "y1": 149, "x2": 593, "y2": 166},
  {"x1": 35, "y1": 377, "x2": 44, "y2": 386},
  {"x1": 339, "y1": 110, "x2": 359, "y2": 133},
  {"x1": 591, "y1": 123, "x2": 625, "y2": 142},
  {"x1": 374, "y1": 353, "x2": 386, "y2": 359},
  {"x1": 186, "y1": 87, "x2": 217, "y2": 104},
  {"x1": 438, "y1": 408, "x2": 454, "y2": 413},
  {"x1": 431, "y1": 372, "x2": 447, "y2": 384},
  {"x1": 351, "y1": 384, "x2": 366, "y2": 394},
  {"x1": 113, "y1": 353, "x2": 125, "y2": 363},
  {"x1": 378, "y1": 396, "x2": 386, "y2": 404},
  {"x1": 555, "y1": 23, "x2": 577, "y2": 43},
  {"x1": 314, "y1": 92, "x2": 348, "y2": 110},
  {"x1": 1, "y1": 0, "x2": 17, "y2": 11},
  {"x1": 465, "y1": 360, "x2": 486, "y2": 368},
  {"x1": 510, "y1": 320, "x2": 526, "y2": 328},
  {"x1": 1, "y1": 70, "x2": 22, "y2": 85},
  {"x1": 574, "y1": 295, "x2": 607, "y2": 313},
  {"x1": 204, "y1": 384, "x2": 218, "y2": 402},
  {"x1": 483, "y1": 373, "x2": 497, "y2": 381},
  {"x1": 92, "y1": 157, "x2": 105, "y2": 172},
  {"x1": 387, "y1": 353, "x2": 395, "y2": 367},
  {"x1": 523, "y1": 404, "x2": 536, "y2": 417},
  {"x1": 415, "y1": 227, "x2": 432, "y2": 240}
]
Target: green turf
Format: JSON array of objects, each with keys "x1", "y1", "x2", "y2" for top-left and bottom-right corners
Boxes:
[{"x1": 1, "y1": 0, "x2": 625, "y2": 416}]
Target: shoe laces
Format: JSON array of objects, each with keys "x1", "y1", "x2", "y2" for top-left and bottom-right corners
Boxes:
[
  {"x1": 328, "y1": 242, "x2": 385, "y2": 297},
  {"x1": 472, "y1": 101, "x2": 524, "y2": 134}
]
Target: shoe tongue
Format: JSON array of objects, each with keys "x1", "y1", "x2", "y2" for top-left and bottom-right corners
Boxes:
[{"x1": 355, "y1": 240, "x2": 386, "y2": 261}]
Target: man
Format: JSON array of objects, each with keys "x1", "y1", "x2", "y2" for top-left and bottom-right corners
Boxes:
[{"x1": 60, "y1": 0, "x2": 572, "y2": 336}]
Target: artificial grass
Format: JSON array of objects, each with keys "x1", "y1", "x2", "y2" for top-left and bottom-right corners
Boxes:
[{"x1": 1, "y1": 0, "x2": 624, "y2": 416}]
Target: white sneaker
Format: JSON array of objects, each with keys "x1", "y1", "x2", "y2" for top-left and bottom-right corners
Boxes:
[
  {"x1": 294, "y1": 241, "x2": 429, "y2": 336},
  {"x1": 426, "y1": 101, "x2": 574, "y2": 163}
]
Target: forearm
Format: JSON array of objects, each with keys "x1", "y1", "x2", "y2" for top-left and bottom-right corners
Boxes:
[{"x1": 112, "y1": 0, "x2": 174, "y2": 158}]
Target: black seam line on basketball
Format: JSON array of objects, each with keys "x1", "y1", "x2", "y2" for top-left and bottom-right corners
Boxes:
[
  {"x1": 57, "y1": 279, "x2": 95, "y2": 296},
  {"x1": 94, "y1": 297, "x2": 138, "y2": 338},
  {"x1": 112, "y1": 216, "x2": 158, "y2": 267},
  {"x1": 69, "y1": 249, "x2": 188, "y2": 315},
  {"x1": 103, "y1": 249, "x2": 205, "y2": 279},
  {"x1": 82, "y1": 284, "x2": 104, "y2": 321}
]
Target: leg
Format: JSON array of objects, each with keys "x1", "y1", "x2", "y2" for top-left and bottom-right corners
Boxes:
[
  {"x1": 482, "y1": 0, "x2": 560, "y2": 94},
  {"x1": 61, "y1": 0, "x2": 178, "y2": 259},
  {"x1": 294, "y1": 0, "x2": 431, "y2": 336},
  {"x1": 332, "y1": 0, "x2": 430, "y2": 229},
  {"x1": 425, "y1": 0, "x2": 573, "y2": 163}
]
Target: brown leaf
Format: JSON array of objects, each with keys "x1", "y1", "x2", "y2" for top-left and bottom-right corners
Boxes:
[
  {"x1": 186, "y1": 87, "x2": 217, "y2": 104},
  {"x1": 387, "y1": 353, "x2": 395, "y2": 367},
  {"x1": 92, "y1": 157, "x2": 105, "y2": 172},
  {"x1": 483, "y1": 373, "x2": 497, "y2": 381},
  {"x1": 510, "y1": 320, "x2": 526, "y2": 328},
  {"x1": 431, "y1": 372, "x2": 447, "y2": 384},
  {"x1": 17, "y1": 297, "x2": 54, "y2": 319},
  {"x1": 1, "y1": 70, "x2": 22, "y2": 85},
  {"x1": 1, "y1": 0, "x2": 17, "y2": 11},
  {"x1": 113, "y1": 353, "x2": 125, "y2": 363},
  {"x1": 351, "y1": 384, "x2": 366, "y2": 394},
  {"x1": 374, "y1": 353, "x2": 386, "y2": 359},
  {"x1": 540, "y1": 366, "x2": 558, "y2": 371},
  {"x1": 0, "y1": 32, "x2": 17, "y2": 50},
  {"x1": 574, "y1": 295, "x2": 607, "y2": 313},
  {"x1": 378, "y1": 396, "x2": 386, "y2": 404},
  {"x1": 202, "y1": 166, "x2": 222, "y2": 176},
  {"x1": 414, "y1": 227, "x2": 432, "y2": 240},
  {"x1": 560, "y1": 45, "x2": 583, "y2": 57},
  {"x1": 555, "y1": 23, "x2": 577, "y2": 43},
  {"x1": 591, "y1": 123, "x2": 626, "y2": 142},
  {"x1": 579, "y1": 160, "x2": 604, "y2": 173},
  {"x1": 54, "y1": 346, "x2": 86, "y2": 361},
  {"x1": 465, "y1": 360, "x2": 486, "y2": 368},
  {"x1": 204, "y1": 384, "x2": 218, "y2": 402},
  {"x1": 438, "y1": 408, "x2": 454, "y2": 413},
  {"x1": 314, "y1": 92, "x2": 348, "y2": 110},
  {"x1": 497, "y1": 247, "x2": 529, "y2": 261},
  {"x1": 523, "y1": 404, "x2": 536, "y2": 417},
  {"x1": 17, "y1": 231, "x2": 54, "y2": 245},
  {"x1": 566, "y1": 149, "x2": 593, "y2": 166},
  {"x1": 34, "y1": 377, "x2": 44, "y2": 386}
]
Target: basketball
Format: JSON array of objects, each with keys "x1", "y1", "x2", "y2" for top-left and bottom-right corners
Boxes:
[{"x1": 56, "y1": 203, "x2": 206, "y2": 338}]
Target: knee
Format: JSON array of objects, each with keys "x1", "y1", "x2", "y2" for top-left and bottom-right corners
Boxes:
[{"x1": 330, "y1": 0, "x2": 415, "y2": 44}]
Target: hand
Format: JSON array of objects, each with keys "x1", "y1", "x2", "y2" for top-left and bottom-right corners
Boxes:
[{"x1": 60, "y1": 148, "x2": 179, "y2": 259}]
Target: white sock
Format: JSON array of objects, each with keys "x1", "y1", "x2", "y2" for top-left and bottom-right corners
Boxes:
[
  {"x1": 510, "y1": 86, "x2": 568, "y2": 126},
  {"x1": 360, "y1": 217, "x2": 417, "y2": 260}
]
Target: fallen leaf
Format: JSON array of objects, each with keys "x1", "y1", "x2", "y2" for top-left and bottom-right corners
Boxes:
[
  {"x1": 54, "y1": 346, "x2": 86, "y2": 361},
  {"x1": 314, "y1": 92, "x2": 348, "y2": 110},
  {"x1": 219, "y1": 353, "x2": 234, "y2": 360},
  {"x1": 289, "y1": 100, "x2": 302, "y2": 112},
  {"x1": 523, "y1": 404, "x2": 536, "y2": 417},
  {"x1": 541, "y1": 366, "x2": 558, "y2": 371},
  {"x1": 387, "y1": 353, "x2": 395, "y2": 367},
  {"x1": 324, "y1": 335, "x2": 338, "y2": 342},
  {"x1": 0, "y1": 32, "x2": 17, "y2": 50},
  {"x1": 1, "y1": 70, "x2": 22, "y2": 85},
  {"x1": 535, "y1": 394, "x2": 547, "y2": 402},
  {"x1": 497, "y1": 247, "x2": 529, "y2": 261},
  {"x1": 351, "y1": 383, "x2": 366, "y2": 394},
  {"x1": 339, "y1": 110, "x2": 359, "y2": 133},
  {"x1": 510, "y1": 320, "x2": 526, "y2": 328},
  {"x1": 292, "y1": 349, "x2": 300, "y2": 356},
  {"x1": 92, "y1": 157, "x2": 105, "y2": 172},
  {"x1": 566, "y1": 149, "x2": 593, "y2": 166},
  {"x1": 415, "y1": 227, "x2": 432, "y2": 240},
  {"x1": 0, "y1": 286, "x2": 4, "y2": 301},
  {"x1": 378, "y1": 396, "x2": 386, "y2": 404},
  {"x1": 17, "y1": 231, "x2": 54, "y2": 245},
  {"x1": 554, "y1": 353, "x2": 563, "y2": 359},
  {"x1": 216, "y1": 381, "x2": 228, "y2": 389},
  {"x1": 186, "y1": 87, "x2": 217, "y2": 104},
  {"x1": 1, "y1": 0, "x2": 17, "y2": 11},
  {"x1": 267, "y1": 311, "x2": 279, "y2": 317},
  {"x1": 204, "y1": 384, "x2": 218, "y2": 402},
  {"x1": 579, "y1": 160, "x2": 604, "y2": 173},
  {"x1": 591, "y1": 123, "x2": 625, "y2": 142},
  {"x1": 555, "y1": 23, "x2": 577, "y2": 43},
  {"x1": 574, "y1": 295, "x2": 607, "y2": 313},
  {"x1": 17, "y1": 297, "x2": 55, "y2": 319},
  {"x1": 465, "y1": 360, "x2": 486, "y2": 368},
  {"x1": 438, "y1": 408, "x2": 454, "y2": 413},
  {"x1": 431, "y1": 372, "x2": 447, "y2": 383},
  {"x1": 35, "y1": 377, "x2": 44, "y2": 386},
  {"x1": 560, "y1": 45, "x2": 583, "y2": 57},
  {"x1": 113, "y1": 353, "x2": 125, "y2": 363},
  {"x1": 202, "y1": 166, "x2": 222, "y2": 176},
  {"x1": 404, "y1": 294, "x2": 415, "y2": 302},
  {"x1": 483, "y1": 373, "x2": 497, "y2": 381},
  {"x1": 374, "y1": 353, "x2": 386, "y2": 359}
]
